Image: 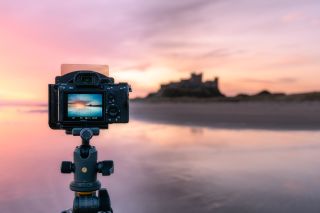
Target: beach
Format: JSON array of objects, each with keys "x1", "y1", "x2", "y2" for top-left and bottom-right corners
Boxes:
[{"x1": 131, "y1": 101, "x2": 320, "y2": 130}]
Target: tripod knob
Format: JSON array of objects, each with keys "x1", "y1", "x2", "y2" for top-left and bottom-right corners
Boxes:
[
  {"x1": 97, "y1": 161, "x2": 114, "y2": 176},
  {"x1": 61, "y1": 161, "x2": 74, "y2": 174}
]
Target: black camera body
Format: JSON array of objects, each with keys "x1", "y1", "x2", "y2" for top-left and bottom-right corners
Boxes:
[{"x1": 49, "y1": 70, "x2": 131, "y2": 131}]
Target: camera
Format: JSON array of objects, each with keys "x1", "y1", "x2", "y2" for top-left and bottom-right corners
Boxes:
[{"x1": 49, "y1": 70, "x2": 131, "y2": 131}]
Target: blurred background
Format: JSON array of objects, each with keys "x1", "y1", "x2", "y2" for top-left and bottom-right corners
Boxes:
[{"x1": 1, "y1": 0, "x2": 320, "y2": 212}]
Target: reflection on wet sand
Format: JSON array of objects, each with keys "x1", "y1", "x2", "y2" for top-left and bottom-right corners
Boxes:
[{"x1": 0, "y1": 106, "x2": 320, "y2": 213}]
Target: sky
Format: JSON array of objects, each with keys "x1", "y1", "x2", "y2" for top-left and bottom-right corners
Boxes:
[{"x1": 0, "y1": 0, "x2": 320, "y2": 102}]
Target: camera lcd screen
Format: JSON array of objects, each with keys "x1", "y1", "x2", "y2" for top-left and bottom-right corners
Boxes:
[{"x1": 67, "y1": 94, "x2": 103, "y2": 120}]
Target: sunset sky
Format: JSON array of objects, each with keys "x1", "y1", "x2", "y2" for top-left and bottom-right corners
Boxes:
[{"x1": 0, "y1": 0, "x2": 320, "y2": 102}]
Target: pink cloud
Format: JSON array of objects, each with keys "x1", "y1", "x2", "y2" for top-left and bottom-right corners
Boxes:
[{"x1": 282, "y1": 12, "x2": 305, "y2": 23}]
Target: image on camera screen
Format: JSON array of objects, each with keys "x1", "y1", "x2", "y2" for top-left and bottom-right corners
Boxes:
[{"x1": 67, "y1": 94, "x2": 103, "y2": 119}]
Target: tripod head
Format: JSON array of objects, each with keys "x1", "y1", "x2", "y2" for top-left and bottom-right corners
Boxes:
[
  {"x1": 73, "y1": 128, "x2": 100, "y2": 144},
  {"x1": 61, "y1": 128, "x2": 114, "y2": 213}
]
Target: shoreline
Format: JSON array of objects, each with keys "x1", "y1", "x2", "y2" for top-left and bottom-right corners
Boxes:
[{"x1": 130, "y1": 101, "x2": 320, "y2": 130}]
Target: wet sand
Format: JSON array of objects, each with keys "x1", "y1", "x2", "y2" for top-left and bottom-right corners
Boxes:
[{"x1": 131, "y1": 102, "x2": 320, "y2": 130}]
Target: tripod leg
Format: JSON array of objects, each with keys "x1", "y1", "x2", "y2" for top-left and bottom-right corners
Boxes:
[{"x1": 99, "y1": 189, "x2": 113, "y2": 213}]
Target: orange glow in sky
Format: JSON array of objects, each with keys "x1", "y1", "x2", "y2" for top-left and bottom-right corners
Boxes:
[
  {"x1": 0, "y1": 0, "x2": 320, "y2": 102},
  {"x1": 73, "y1": 103, "x2": 86, "y2": 109}
]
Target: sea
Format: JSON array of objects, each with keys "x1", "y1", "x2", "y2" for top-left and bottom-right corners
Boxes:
[{"x1": 0, "y1": 104, "x2": 320, "y2": 213}]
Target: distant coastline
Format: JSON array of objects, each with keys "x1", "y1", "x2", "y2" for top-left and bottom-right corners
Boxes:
[
  {"x1": 130, "y1": 73, "x2": 320, "y2": 130},
  {"x1": 133, "y1": 91, "x2": 320, "y2": 102},
  {"x1": 134, "y1": 72, "x2": 320, "y2": 103}
]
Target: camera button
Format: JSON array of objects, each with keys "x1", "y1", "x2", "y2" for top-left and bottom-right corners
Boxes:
[{"x1": 108, "y1": 105, "x2": 120, "y2": 118}]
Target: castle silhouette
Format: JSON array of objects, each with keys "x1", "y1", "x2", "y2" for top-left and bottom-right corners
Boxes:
[{"x1": 147, "y1": 72, "x2": 224, "y2": 98}]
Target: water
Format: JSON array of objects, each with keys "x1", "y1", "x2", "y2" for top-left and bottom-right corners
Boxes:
[
  {"x1": 68, "y1": 105, "x2": 102, "y2": 118},
  {"x1": 1, "y1": 106, "x2": 320, "y2": 213}
]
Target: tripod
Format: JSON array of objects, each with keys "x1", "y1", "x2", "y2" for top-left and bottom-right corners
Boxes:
[{"x1": 61, "y1": 128, "x2": 114, "y2": 213}]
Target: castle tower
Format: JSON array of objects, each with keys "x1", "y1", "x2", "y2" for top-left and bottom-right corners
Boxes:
[
  {"x1": 214, "y1": 77, "x2": 219, "y2": 87},
  {"x1": 190, "y1": 72, "x2": 202, "y2": 85}
]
